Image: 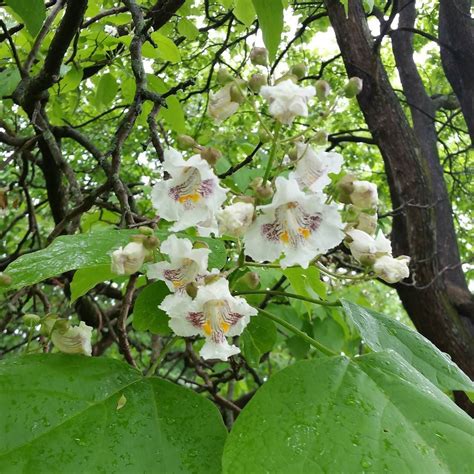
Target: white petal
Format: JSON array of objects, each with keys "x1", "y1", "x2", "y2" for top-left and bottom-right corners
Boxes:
[{"x1": 199, "y1": 339, "x2": 240, "y2": 361}]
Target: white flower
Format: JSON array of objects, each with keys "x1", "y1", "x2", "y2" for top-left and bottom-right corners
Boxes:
[
  {"x1": 208, "y1": 83, "x2": 240, "y2": 122},
  {"x1": 147, "y1": 235, "x2": 210, "y2": 292},
  {"x1": 289, "y1": 143, "x2": 343, "y2": 192},
  {"x1": 151, "y1": 148, "x2": 227, "y2": 233},
  {"x1": 346, "y1": 229, "x2": 391, "y2": 264},
  {"x1": 111, "y1": 241, "x2": 148, "y2": 275},
  {"x1": 244, "y1": 177, "x2": 344, "y2": 268},
  {"x1": 45, "y1": 320, "x2": 93, "y2": 356},
  {"x1": 374, "y1": 255, "x2": 410, "y2": 283},
  {"x1": 217, "y1": 202, "x2": 254, "y2": 237},
  {"x1": 354, "y1": 212, "x2": 378, "y2": 236},
  {"x1": 260, "y1": 80, "x2": 315, "y2": 125},
  {"x1": 350, "y1": 180, "x2": 378, "y2": 209},
  {"x1": 160, "y1": 278, "x2": 257, "y2": 361}
]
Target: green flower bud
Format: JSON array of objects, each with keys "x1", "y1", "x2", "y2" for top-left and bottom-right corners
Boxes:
[
  {"x1": 216, "y1": 68, "x2": 234, "y2": 85},
  {"x1": 287, "y1": 146, "x2": 299, "y2": 162},
  {"x1": 230, "y1": 84, "x2": 246, "y2": 104},
  {"x1": 142, "y1": 235, "x2": 160, "y2": 251},
  {"x1": 250, "y1": 47, "x2": 268, "y2": 66},
  {"x1": 193, "y1": 241, "x2": 209, "y2": 250},
  {"x1": 0, "y1": 272, "x2": 12, "y2": 287},
  {"x1": 311, "y1": 130, "x2": 328, "y2": 146},
  {"x1": 204, "y1": 274, "x2": 221, "y2": 285},
  {"x1": 138, "y1": 226, "x2": 154, "y2": 236},
  {"x1": 344, "y1": 77, "x2": 363, "y2": 98},
  {"x1": 176, "y1": 134, "x2": 196, "y2": 149},
  {"x1": 256, "y1": 183, "x2": 274, "y2": 200},
  {"x1": 238, "y1": 271, "x2": 260, "y2": 289},
  {"x1": 185, "y1": 282, "x2": 199, "y2": 298},
  {"x1": 275, "y1": 73, "x2": 298, "y2": 84},
  {"x1": 23, "y1": 313, "x2": 41, "y2": 326},
  {"x1": 248, "y1": 73, "x2": 267, "y2": 93},
  {"x1": 315, "y1": 80, "x2": 331, "y2": 100},
  {"x1": 291, "y1": 63, "x2": 307, "y2": 80},
  {"x1": 258, "y1": 127, "x2": 272, "y2": 144},
  {"x1": 201, "y1": 146, "x2": 222, "y2": 165}
]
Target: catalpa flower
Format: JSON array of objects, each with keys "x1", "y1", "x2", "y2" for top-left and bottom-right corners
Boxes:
[
  {"x1": 289, "y1": 143, "x2": 343, "y2": 192},
  {"x1": 111, "y1": 241, "x2": 149, "y2": 275},
  {"x1": 44, "y1": 318, "x2": 93, "y2": 356},
  {"x1": 346, "y1": 229, "x2": 391, "y2": 265},
  {"x1": 208, "y1": 83, "x2": 241, "y2": 122},
  {"x1": 147, "y1": 235, "x2": 210, "y2": 292},
  {"x1": 260, "y1": 79, "x2": 315, "y2": 125},
  {"x1": 217, "y1": 201, "x2": 254, "y2": 237},
  {"x1": 244, "y1": 177, "x2": 344, "y2": 268},
  {"x1": 374, "y1": 255, "x2": 410, "y2": 283},
  {"x1": 160, "y1": 278, "x2": 257, "y2": 360},
  {"x1": 151, "y1": 148, "x2": 227, "y2": 233},
  {"x1": 350, "y1": 180, "x2": 378, "y2": 209}
]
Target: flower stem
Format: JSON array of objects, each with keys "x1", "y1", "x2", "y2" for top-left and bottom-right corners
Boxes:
[
  {"x1": 259, "y1": 308, "x2": 337, "y2": 356},
  {"x1": 235, "y1": 289, "x2": 341, "y2": 307},
  {"x1": 147, "y1": 336, "x2": 178, "y2": 376},
  {"x1": 316, "y1": 262, "x2": 372, "y2": 281},
  {"x1": 263, "y1": 122, "x2": 282, "y2": 184}
]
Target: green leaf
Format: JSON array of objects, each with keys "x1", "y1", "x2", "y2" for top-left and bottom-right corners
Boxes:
[
  {"x1": 60, "y1": 65, "x2": 83, "y2": 94},
  {"x1": 342, "y1": 300, "x2": 474, "y2": 393},
  {"x1": 223, "y1": 351, "x2": 474, "y2": 473},
  {"x1": 150, "y1": 32, "x2": 181, "y2": 63},
  {"x1": 241, "y1": 315, "x2": 277, "y2": 367},
  {"x1": 283, "y1": 267, "x2": 325, "y2": 314},
  {"x1": 251, "y1": 0, "x2": 283, "y2": 61},
  {"x1": 2, "y1": 229, "x2": 226, "y2": 292},
  {"x1": 95, "y1": 73, "x2": 118, "y2": 107},
  {"x1": 233, "y1": 0, "x2": 257, "y2": 27},
  {"x1": 132, "y1": 281, "x2": 172, "y2": 335},
  {"x1": 5, "y1": 0, "x2": 45, "y2": 37},
  {"x1": 70, "y1": 264, "x2": 116, "y2": 303},
  {"x1": 0, "y1": 354, "x2": 227, "y2": 472},
  {"x1": 160, "y1": 95, "x2": 186, "y2": 133},
  {"x1": 177, "y1": 18, "x2": 200, "y2": 40},
  {"x1": 312, "y1": 313, "x2": 346, "y2": 353},
  {"x1": 0, "y1": 68, "x2": 20, "y2": 98}
]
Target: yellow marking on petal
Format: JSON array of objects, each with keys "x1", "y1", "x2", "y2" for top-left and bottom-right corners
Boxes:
[
  {"x1": 178, "y1": 193, "x2": 201, "y2": 203},
  {"x1": 220, "y1": 321, "x2": 230, "y2": 333},
  {"x1": 203, "y1": 321, "x2": 212, "y2": 336},
  {"x1": 298, "y1": 227, "x2": 310, "y2": 239},
  {"x1": 172, "y1": 279, "x2": 183, "y2": 288},
  {"x1": 280, "y1": 231, "x2": 289, "y2": 243}
]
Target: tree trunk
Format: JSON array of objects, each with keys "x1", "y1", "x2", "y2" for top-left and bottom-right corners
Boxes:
[
  {"x1": 439, "y1": 0, "x2": 474, "y2": 142},
  {"x1": 323, "y1": 0, "x2": 474, "y2": 408}
]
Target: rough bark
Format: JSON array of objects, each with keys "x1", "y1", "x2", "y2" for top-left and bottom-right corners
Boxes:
[
  {"x1": 439, "y1": 0, "x2": 474, "y2": 142},
  {"x1": 323, "y1": 0, "x2": 474, "y2": 400}
]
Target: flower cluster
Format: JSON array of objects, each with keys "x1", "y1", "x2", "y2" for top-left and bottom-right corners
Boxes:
[{"x1": 106, "y1": 51, "x2": 409, "y2": 360}]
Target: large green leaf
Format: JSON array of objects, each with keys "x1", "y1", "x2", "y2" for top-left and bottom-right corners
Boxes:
[
  {"x1": 233, "y1": 0, "x2": 256, "y2": 27},
  {"x1": 5, "y1": 0, "x2": 45, "y2": 37},
  {"x1": 0, "y1": 68, "x2": 21, "y2": 98},
  {"x1": 132, "y1": 281, "x2": 172, "y2": 335},
  {"x1": 95, "y1": 73, "x2": 118, "y2": 108},
  {"x1": 223, "y1": 351, "x2": 474, "y2": 473},
  {"x1": 0, "y1": 354, "x2": 227, "y2": 472},
  {"x1": 240, "y1": 314, "x2": 277, "y2": 367},
  {"x1": 342, "y1": 299, "x2": 474, "y2": 393},
  {"x1": 70, "y1": 264, "x2": 117, "y2": 303},
  {"x1": 160, "y1": 95, "x2": 186, "y2": 133},
  {"x1": 251, "y1": 0, "x2": 283, "y2": 61},
  {"x1": 2, "y1": 229, "x2": 226, "y2": 293}
]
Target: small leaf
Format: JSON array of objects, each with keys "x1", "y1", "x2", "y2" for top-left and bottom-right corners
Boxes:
[
  {"x1": 95, "y1": 73, "x2": 118, "y2": 107},
  {"x1": 177, "y1": 18, "x2": 199, "y2": 40},
  {"x1": 241, "y1": 315, "x2": 277, "y2": 367},
  {"x1": 116, "y1": 394, "x2": 127, "y2": 410},
  {"x1": 251, "y1": 0, "x2": 283, "y2": 61},
  {"x1": 60, "y1": 65, "x2": 83, "y2": 94},
  {"x1": 160, "y1": 96, "x2": 186, "y2": 133},
  {"x1": 233, "y1": 0, "x2": 257, "y2": 27},
  {"x1": 5, "y1": 0, "x2": 45, "y2": 37},
  {"x1": 0, "y1": 68, "x2": 21, "y2": 98},
  {"x1": 150, "y1": 32, "x2": 181, "y2": 63},
  {"x1": 342, "y1": 299, "x2": 474, "y2": 393},
  {"x1": 132, "y1": 281, "x2": 172, "y2": 335},
  {"x1": 70, "y1": 264, "x2": 116, "y2": 303}
]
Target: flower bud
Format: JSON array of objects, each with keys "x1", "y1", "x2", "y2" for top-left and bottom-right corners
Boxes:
[
  {"x1": 250, "y1": 176, "x2": 263, "y2": 190},
  {"x1": 23, "y1": 313, "x2": 41, "y2": 326},
  {"x1": 185, "y1": 282, "x2": 199, "y2": 298},
  {"x1": 350, "y1": 180, "x2": 378, "y2": 209},
  {"x1": 200, "y1": 146, "x2": 222, "y2": 166},
  {"x1": 346, "y1": 229, "x2": 391, "y2": 266},
  {"x1": 238, "y1": 271, "x2": 260, "y2": 289},
  {"x1": 0, "y1": 272, "x2": 12, "y2": 287},
  {"x1": 344, "y1": 77, "x2": 363, "y2": 98},
  {"x1": 275, "y1": 73, "x2": 298, "y2": 84},
  {"x1": 311, "y1": 130, "x2": 328, "y2": 146},
  {"x1": 204, "y1": 273, "x2": 221, "y2": 285},
  {"x1": 217, "y1": 202, "x2": 254, "y2": 237},
  {"x1": 250, "y1": 47, "x2": 268, "y2": 66},
  {"x1": 229, "y1": 84, "x2": 246, "y2": 104},
  {"x1": 287, "y1": 145, "x2": 299, "y2": 162},
  {"x1": 315, "y1": 80, "x2": 331, "y2": 100},
  {"x1": 291, "y1": 63, "x2": 307, "y2": 80},
  {"x1": 176, "y1": 134, "x2": 196, "y2": 149},
  {"x1": 256, "y1": 183, "x2": 274, "y2": 200},
  {"x1": 142, "y1": 235, "x2": 159, "y2": 251},
  {"x1": 248, "y1": 73, "x2": 267, "y2": 92},
  {"x1": 258, "y1": 127, "x2": 272, "y2": 144},
  {"x1": 138, "y1": 226, "x2": 154, "y2": 236},
  {"x1": 337, "y1": 174, "x2": 356, "y2": 204},
  {"x1": 216, "y1": 68, "x2": 234, "y2": 85},
  {"x1": 193, "y1": 241, "x2": 209, "y2": 250}
]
